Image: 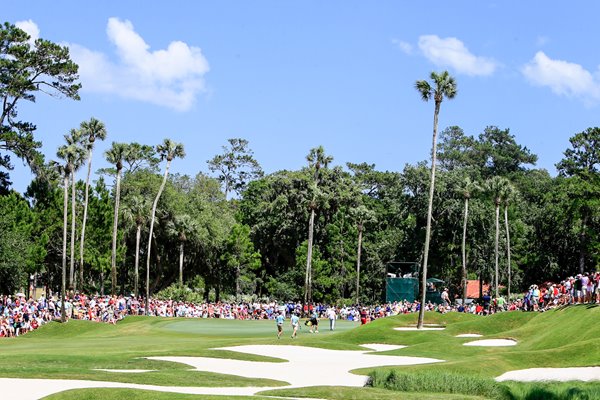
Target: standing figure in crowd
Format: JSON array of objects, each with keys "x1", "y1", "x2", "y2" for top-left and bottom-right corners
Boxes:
[
  {"x1": 275, "y1": 311, "x2": 285, "y2": 339},
  {"x1": 290, "y1": 312, "x2": 300, "y2": 339}
]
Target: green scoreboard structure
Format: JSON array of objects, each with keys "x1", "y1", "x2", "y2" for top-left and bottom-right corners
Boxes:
[{"x1": 385, "y1": 261, "x2": 445, "y2": 304}]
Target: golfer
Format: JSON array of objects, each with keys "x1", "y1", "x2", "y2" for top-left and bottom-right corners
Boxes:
[
  {"x1": 275, "y1": 311, "x2": 285, "y2": 339},
  {"x1": 290, "y1": 312, "x2": 300, "y2": 338}
]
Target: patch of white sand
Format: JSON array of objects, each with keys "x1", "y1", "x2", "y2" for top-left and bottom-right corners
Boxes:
[
  {"x1": 496, "y1": 367, "x2": 600, "y2": 382},
  {"x1": 455, "y1": 334, "x2": 483, "y2": 338},
  {"x1": 94, "y1": 369, "x2": 156, "y2": 373},
  {"x1": 360, "y1": 343, "x2": 406, "y2": 352},
  {"x1": 395, "y1": 327, "x2": 445, "y2": 331},
  {"x1": 2, "y1": 344, "x2": 444, "y2": 400},
  {"x1": 464, "y1": 339, "x2": 516, "y2": 347},
  {"x1": 149, "y1": 345, "x2": 444, "y2": 388}
]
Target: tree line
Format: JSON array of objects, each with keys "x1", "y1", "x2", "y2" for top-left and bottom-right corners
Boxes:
[{"x1": 1, "y1": 22, "x2": 599, "y2": 310}]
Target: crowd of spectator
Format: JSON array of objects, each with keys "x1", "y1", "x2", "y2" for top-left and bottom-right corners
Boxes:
[{"x1": 2, "y1": 271, "x2": 598, "y2": 338}]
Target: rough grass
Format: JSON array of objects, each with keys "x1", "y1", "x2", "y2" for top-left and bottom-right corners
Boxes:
[{"x1": 2, "y1": 306, "x2": 599, "y2": 399}]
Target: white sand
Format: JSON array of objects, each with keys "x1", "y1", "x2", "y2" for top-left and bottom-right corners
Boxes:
[
  {"x1": 455, "y1": 334, "x2": 483, "y2": 338},
  {"x1": 149, "y1": 344, "x2": 444, "y2": 388},
  {"x1": 94, "y1": 369, "x2": 156, "y2": 373},
  {"x1": 2, "y1": 344, "x2": 444, "y2": 399},
  {"x1": 463, "y1": 339, "x2": 517, "y2": 346},
  {"x1": 496, "y1": 367, "x2": 600, "y2": 382},
  {"x1": 360, "y1": 343, "x2": 406, "y2": 352},
  {"x1": 394, "y1": 327, "x2": 445, "y2": 331}
]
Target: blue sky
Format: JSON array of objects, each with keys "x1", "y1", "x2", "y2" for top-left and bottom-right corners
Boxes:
[{"x1": 5, "y1": 2, "x2": 600, "y2": 193}]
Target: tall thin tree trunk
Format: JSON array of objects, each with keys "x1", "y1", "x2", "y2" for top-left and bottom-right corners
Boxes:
[
  {"x1": 69, "y1": 171, "x2": 76, "y2": 290},
  {"x1": 418, "y1": 101, "x2": 440, "y2": 329},
  {"x1": 146, "y1": 160, "x2": 172, "y2": 315},
  {"x1": 356, "y1": 223, "x2": 363, "y2": 304},
  {"x1": 504, "y1": 205, "x2": 511, "y2": 300},
  {"x1": 179, "y1": 242, "x2": 184, "y2": 286},
  {"x1": 462, "y1": 197, "x2": 469, "y2": 306},
  {"x1": 304, "y1": 207, "x2": 315, "y2": 304},
  {"x1": 61, "y1": 173, "x2": 69, "y2": 323},
  {"x1": 494, "y1": 201, "x2": 500, "y2": 299},
  {"x1": 236, "y1": 265, "x2": 240, "y2": 300},
  {"x1": 111, "y1": 169, "x2": 122, "y2": 296},
  {"x1": 579, "y1": 213, "x2": 588, "y2": 274},
  {"x1": 134, "y1": 225, "x2": 141, "y2": 297},
  {"x1": 79, "y1": 149, "x2": 93, "y2": 290}
]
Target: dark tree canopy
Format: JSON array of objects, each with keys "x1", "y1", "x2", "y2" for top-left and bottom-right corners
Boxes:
[{"x1": 0, "y1": 22, "x2": 80, "y2": 190}]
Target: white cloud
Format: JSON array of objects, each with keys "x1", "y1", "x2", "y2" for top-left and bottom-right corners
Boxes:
[
  {"x1": 15, "y1": 19, "x2": 39, "y2": 45},
  {"x1": 69, "y1": 17, "x2": 210, "y2": 111},
  {"x1": 392, "y1": 39, "x2": 412, "y2": 54},
  {"x1": 522, "y1": 51, "x2": 600, "y2": 103},
  {"x1": 418, "y1": 35, "x2": 497, "y2": 76}
]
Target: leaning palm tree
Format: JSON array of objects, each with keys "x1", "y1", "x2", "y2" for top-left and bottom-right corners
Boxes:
[
  {"x1": 458, "y1": 176, "x2": 481, "y2": 306},
  {"x1": 485, "y1": 175, "x2": 510, "y2": 299},
  {"x1": 145, "y1": 139, "x2": 185, "y2": 314},
  {"x1": 121, "y1": 195, "x2": 149, "y2": 297},
  {"x1": 105, "y1": 142, "x2": 128, "y2": 296},
  {"x1": 78, "y1": 117, "x2": 107, "y2": 288},
  {"x1": 304, "y1": 146, "x2": 332, "y2": 305},
  {"x1": 55, "y1": 143, "x2": 85, "y2": 322},
  {"x1": 502, "y1": 182, "x2": 517, "y2": 300},
  {"x1": 415, "y1": 71, "x2": 457, "y2": 329}
]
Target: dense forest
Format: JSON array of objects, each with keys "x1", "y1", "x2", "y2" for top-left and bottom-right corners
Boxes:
[{"x1": 2, "y1": 22, "x2": 599, "y2": 304}]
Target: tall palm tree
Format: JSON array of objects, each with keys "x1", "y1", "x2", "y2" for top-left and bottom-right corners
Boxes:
[
  {"x1": 56, "y1": 143, "x2": 85, "y2": 322},
  {"x1": 105, "y1": 142, "x2": 128, "y2": 295},
  {"x1": 485, "y1": 175, "x2": 510, "y2": 299},
  {"x1": 167, "y1": 214, "x2": 198, "y2": 286},
  {"x1": 304, "y1": 146, "x2": 332, "y2": 305},
  {"x1": 459, "y1": 176, "x2": 480, "y2": 306},
  {"x1": 415, "y1": 71, "x2": 457, "y2": 329},
  {"x1": 351, "y1": 205, "x2": 376, "y2": 304},
  {"x1": 59, "y1": 129, "x2": 86, "y2": 291},
  {"x1": 78, "y1": 117, "x2": 107, "y2": 288},
  {"x1": 121, "y1": 195, "x2": 149, "y2": 297},
  {"x1": 502, "y1": 182, "x2": 517, "y2": 300},
  {"x1": 145, "y1": 139, "x2": 185, "y2": 314}
]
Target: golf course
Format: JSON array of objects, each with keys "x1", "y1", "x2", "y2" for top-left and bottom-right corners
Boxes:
[{"x1": 1, "y1": 304, "x2": 599, "y2": 399}]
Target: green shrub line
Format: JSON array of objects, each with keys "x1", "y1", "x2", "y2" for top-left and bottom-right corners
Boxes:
[{"x1": 367, "y1": 370, "x2": 600, "y2": 400}]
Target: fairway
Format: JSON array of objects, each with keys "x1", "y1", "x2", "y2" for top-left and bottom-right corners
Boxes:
[
  {"x1": 162, "y1": 318, "x2": 358, "y2": 337},
  {"x1": 1, "y1": 306, "x2": 600, "y2": 399}
]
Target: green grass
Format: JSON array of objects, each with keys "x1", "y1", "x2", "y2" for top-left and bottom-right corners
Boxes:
[
  {"x1": 42, "y1": 388, "x2": 275, "y2": 400},
  {"x1": 2, "y1": 306, "x2": 599, "y2": 399}
]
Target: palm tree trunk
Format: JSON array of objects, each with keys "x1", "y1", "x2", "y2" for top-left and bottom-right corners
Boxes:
[
  {"x1": 69, "y1": 171, "x2": 76, "y2": 290},
  {"x1": 304, "y1": 207, "x2": 316, "y2": 305},
  {"x1": 504, "y1": 205, "x2": 511, "y2": 300},
  {"x1": 179, "y1": 241, "x2": 184, "y2": 286},
  {"x1": 61, "y1": 173, "x2": 69, "y2": 323},
  {"x1": 79, "y1": 149, "x2": 93, "y2": 290},
  {"x1": 494, "y1": 202, "x2": 500, "y2": 299},
  {"x1": 355, "y1": 223, "x2": 363, "y2": 304},
  {"x1": 579, "y1": 213, "x2": 588, "y2": 274},
  {"x1": 111, "y1": 169, "x2": 122, "y2": 296},
  {"x1": 146, "y1": 160, "x2": 171, "y2": 314},
  {"x1": 134, "y1": 224, "x2": 141, "y2": 297},
  {"x1": 462, "y1": 197, "x2": 469, "y2": 306},
  {"x1": 418, "y1": 101, "x2": 440, "y2": 329}
]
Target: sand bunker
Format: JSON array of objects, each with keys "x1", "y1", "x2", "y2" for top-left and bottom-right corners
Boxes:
[
  {"x1": 361, "y1": 343, "x2": 406, "y2": 352},
  {"x1": 496, "y1": 367, "x2": 600, "y2": 382},
  {"x1": 395, "y1": 327, "x2": 445, "y2": 331},
  {"x1": 149, "y1": 344, "x2": 443, "y2": 387},
  {"x1": 2, "y1": 344, "x2": 444, "y2": 399},
  {"x1": 464, "y1": 339, "x2": 516, "y2": 347},
  {"x1": 455, "y1": 334, "x2": 483, "y2": 338}
]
